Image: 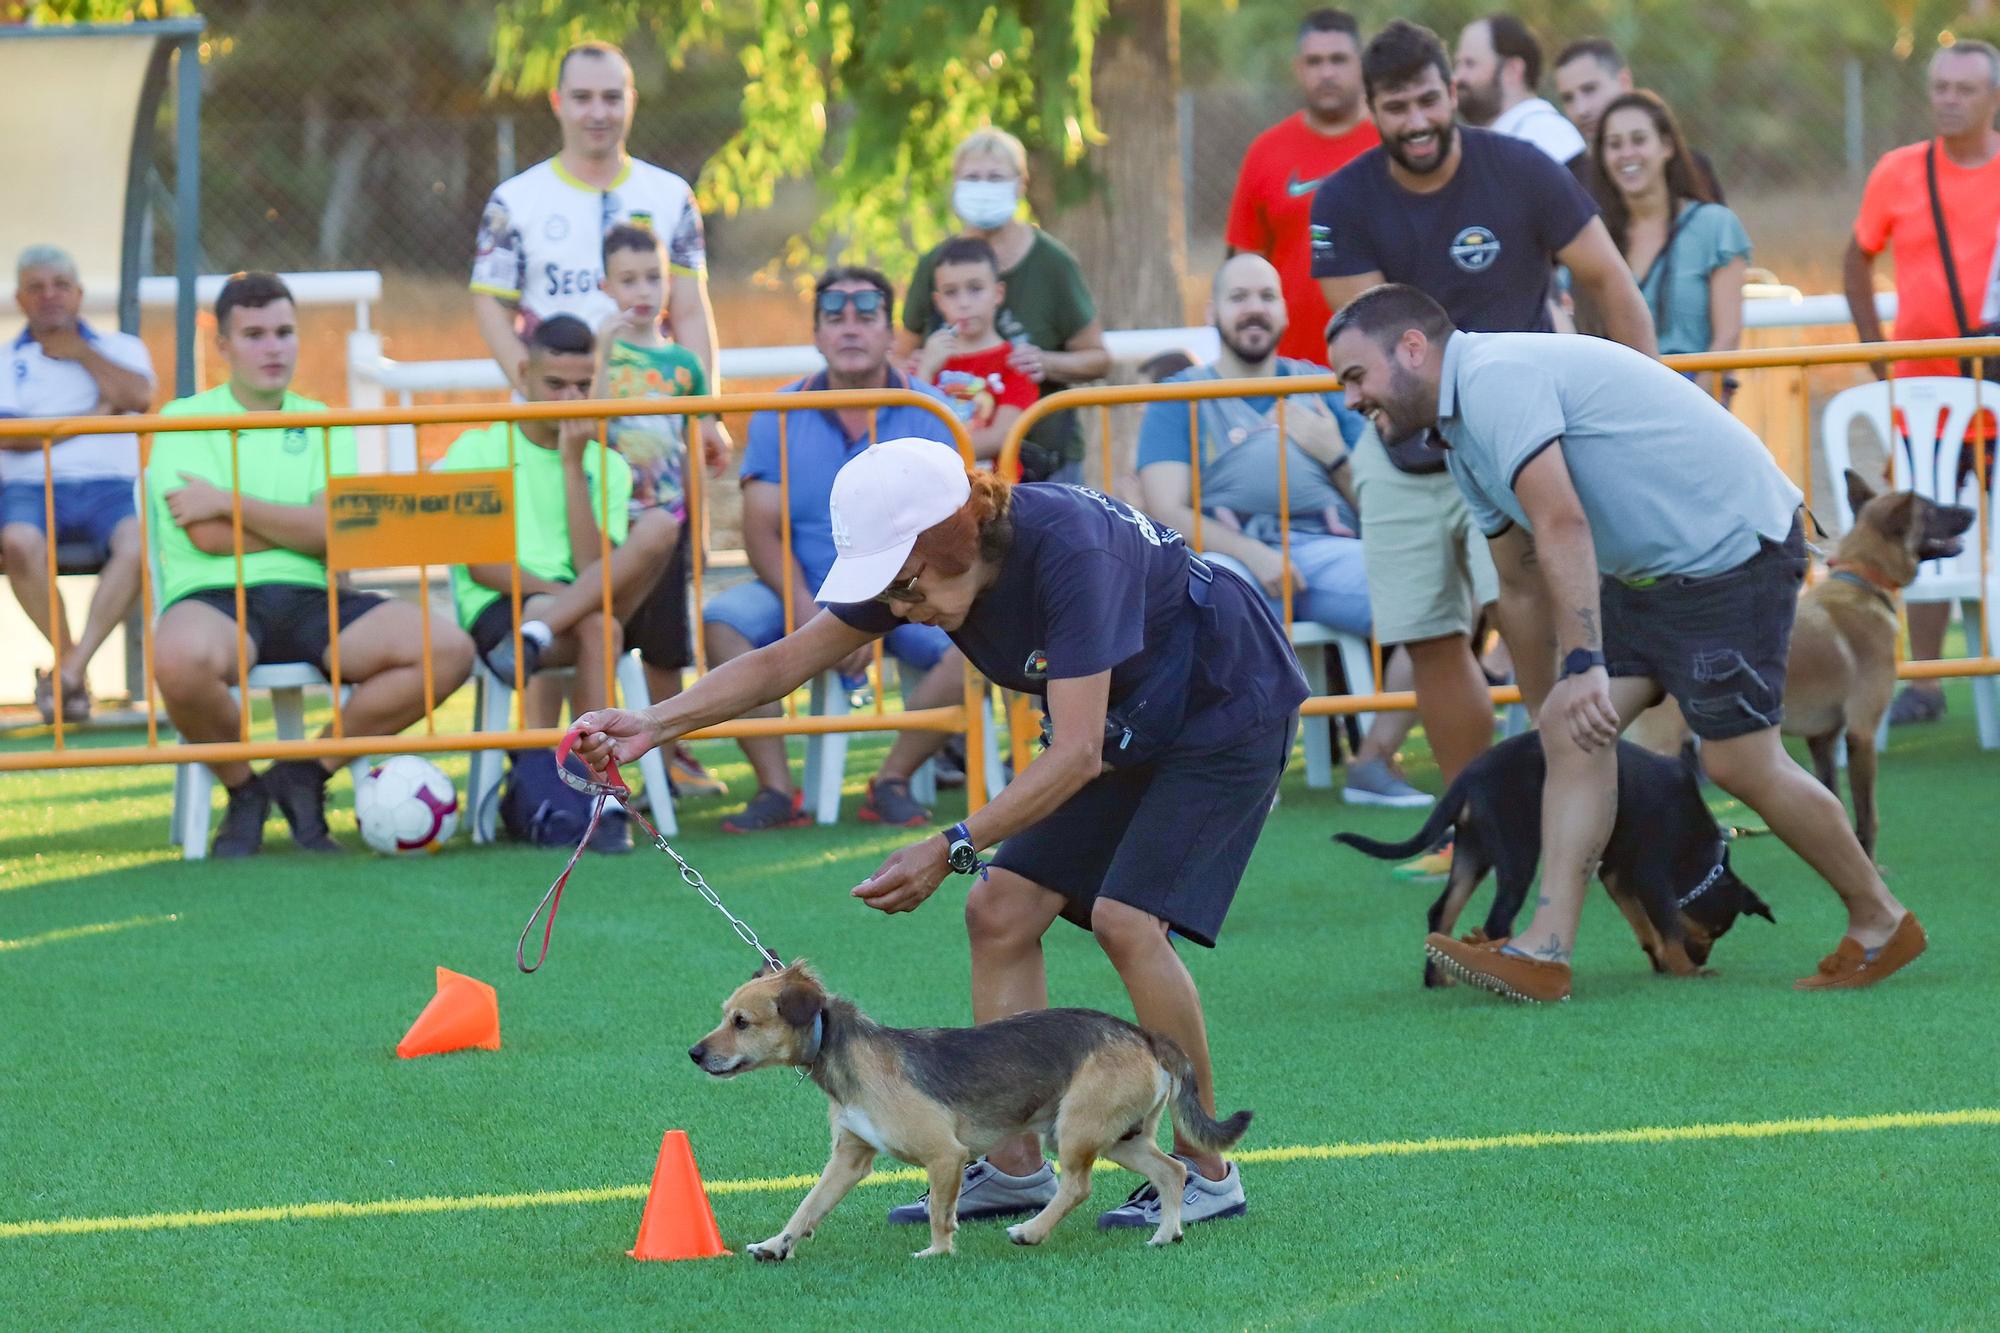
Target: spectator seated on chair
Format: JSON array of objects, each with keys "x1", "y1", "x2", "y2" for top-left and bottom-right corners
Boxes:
[
  {"x1": 438, "y1": 313, "x2": 677, "y2": 848},
  {"x1": 1136, "y1": 253, "x2": 1428, "y2": 809},
  {"x1": 148, "y1": 272, "x2": 474, "y2": 858},
  {"x1": 703, "y1": 265, "x2": 971, "y2": 832},
  {"x1": 1, "y1": 244, "x2": 155, "y2": 725}
]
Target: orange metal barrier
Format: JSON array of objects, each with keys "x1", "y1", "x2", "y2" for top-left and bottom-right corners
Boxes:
[
  {"x1": 995, "y1": 334, "x2": 2000, "y2": 721},
  {"x1": 0, "y1": 388, "x2": 991, "y2": 810}
]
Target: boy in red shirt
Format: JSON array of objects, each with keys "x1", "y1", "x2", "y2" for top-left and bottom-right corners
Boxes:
[
  {"x1": 1226, "y1": 9, "x2": 1380, "y2": 365},
  {"x1": 916, "y1": 236, "x2": 1038, "y2": 475}
]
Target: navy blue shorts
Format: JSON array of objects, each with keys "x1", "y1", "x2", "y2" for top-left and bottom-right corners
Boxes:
[
  {"x1": 988, "y1": 711, "x2": 1297, "y2": 948},
  {"x1": 170, "y1": 583, "x2": 388, "y2": 669},
  {"x1": 1600, "y1": 512, "x2": 1808, "y2": 741},
  {"x1": 0, "y1": 478, "x2": 136, "y2": 556}
]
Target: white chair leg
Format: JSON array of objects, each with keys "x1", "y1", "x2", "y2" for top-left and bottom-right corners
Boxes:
[
  {"x1": 176, "y1": 761, "x2": 215, "y2": 859},
  {"x1": 469, "y1": 671, "x2": 513, "y2": 844},
  {"x1": 1298, "y1": 645, "x2": 1333, "y2": 790},
  {"x1": 1964, "y1": 600, "x2": 1999, "y2": 750},
  {"x1": 618, "y1": 653, "x2": 677, "y2": 837},
  {"x1": 805, "y1": 671, "x2": 851, "y2": 825},
  {"x1": 271, "y1": 686, "x2": 307, "y2": 742},
  {"x1": 982, "y1": 691, "x2": 1008, "y2": 797},
  {"x1": 169, "y1": 761, "x2": 187, "y2": 847},
  {"x1": 909, "y1": 758, "x2": 938, "y2": 806},
  {"x1": 1334, "y1": 636, "x2": 1378, "y2": 733}
]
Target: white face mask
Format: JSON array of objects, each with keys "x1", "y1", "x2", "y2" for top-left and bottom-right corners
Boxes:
[{"x1": 952, "y1": 179, "x2": 1019, "y2": 230}]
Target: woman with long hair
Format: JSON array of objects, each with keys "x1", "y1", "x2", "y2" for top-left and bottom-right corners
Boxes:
[
  {"x1": 572, "y1": 438, "x2": 1305, "y2": 1236},
  {"x1": 1594, "y1": 90, "x2": 1751, "y2": 401}
]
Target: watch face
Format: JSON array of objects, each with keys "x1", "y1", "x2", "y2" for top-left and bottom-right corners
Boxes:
[{"x1": 948, "y1": 843, "x2": 979, "y2": 874}]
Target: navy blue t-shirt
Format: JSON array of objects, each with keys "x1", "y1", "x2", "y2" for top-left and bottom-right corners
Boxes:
[
  {"x1": 1308, "y1": 127, "x2": 1599, "y2": 333},
  {"x1": 828, "y1": 484, "x2": 1308, "y2": 755}
]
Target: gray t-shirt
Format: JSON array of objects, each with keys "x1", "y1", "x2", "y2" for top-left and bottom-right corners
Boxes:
[{"x1": 1435, "y1": 331, "x2": 1802, "y2": 581}]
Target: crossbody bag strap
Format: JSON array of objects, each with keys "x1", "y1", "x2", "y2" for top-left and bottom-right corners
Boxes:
[{"x1": 1925, "y1": 140, "x2": 1975, "y2": 337}]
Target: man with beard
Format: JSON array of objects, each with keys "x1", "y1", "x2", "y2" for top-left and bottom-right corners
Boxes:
[
  {"x1": 1453, "y1": 14, "x2": 1584, "y2": 167},
  {"x1": 1326, "y1": 283, "x2": 1923, "y2": 1002},
  {"x1": 1307, "y1": 18, "x2": 1653, "y2": 834},
  {"x1": 1135, "y1": 254, "x2": 1431, "y2": 808},
  {"x1": 1225, "y1": 9, "x2": 1381, "y2": 365},
  {"x1": 1554, "y1": 38, "x2": 1724, "y2": 200}
]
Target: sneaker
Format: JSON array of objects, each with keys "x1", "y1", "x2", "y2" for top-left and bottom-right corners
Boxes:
[
  {"x1": 1391, "y1": 843, "x2": 1454, "y2": 882},
  {"x1": 32, "y1": 669, "x2": 56, "y2": 725},
  {"x1": 886, "y1": 1157, "x2": 1057, "y2": 1224},
  {"x1": 720, "y1": 786, "x2": 810, "y2": 834},
  {"x1": 1886, "y1": 686, "x2": 1945, "y2": 727},
  {"x1": 1341, "y1": 758, "x2": 1433, "y2": 809},
  {"x1": 858, "y1": 776, "x2": 929, "y2": 827},
  {"x1": 264, "y1": 759, "x2": 344, "y2": 853},
  {"x1": 587, "y1": 805, "x2": 632, "y2": 854},
  {"x1": 212, "y1": 776, "x2": 271, "y2": 858},
  {"x1": 478, "y1": 632, "x2": 542, "y2": 682},
  {"x1": 1424, "y1": 933, "x2": 1572, "y2": 1003},
  {"x1": 933, "y1": 739, "x2": 968, "y2": 790},
  {"x1": 1097, "y1": 1156, "x2": 1246, "y2": 1229},
  {"x1": 1794, "y1": 913, "x2": 1927, "y2": 991},
  {"x1": 61, "y1": 681, "x2": 90, "y2": 724},
  {"x1": 668, "y1": 745, "x2": 726, "y2": 798}
]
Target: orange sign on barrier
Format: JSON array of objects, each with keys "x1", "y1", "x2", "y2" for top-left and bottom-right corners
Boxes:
[{"x1": 323, "y1": 470, "x2": 516, "y2": 571}]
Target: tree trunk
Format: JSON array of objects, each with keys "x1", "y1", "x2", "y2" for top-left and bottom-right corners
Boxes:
[{"x1": 1055, "y1": 0, "x2": 1187, "y2": 332}]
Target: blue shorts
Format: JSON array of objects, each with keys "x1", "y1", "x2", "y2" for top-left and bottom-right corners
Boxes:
[
  {"x1": 703, "y1": 578, "x2": 951, "y2": 672},
  {"x1": 0, "y1": 478, "x2": 137, "y2": 556}
]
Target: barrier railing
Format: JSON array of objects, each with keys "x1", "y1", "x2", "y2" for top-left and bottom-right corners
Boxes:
[
  {"x1": 0, "y1": 389, "x2": 991, "y2": 811},
  {"x1": 996, "y1": 334, "x2": 1999, "y2": 721}
]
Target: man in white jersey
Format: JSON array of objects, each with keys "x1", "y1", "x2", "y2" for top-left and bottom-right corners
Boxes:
[
  {"x1": 1453, "y1": 14, "x2": 1585, "y2": 167},
  {"x1": 1327, "y1": 283, "x2": 1924, "y2": 1004},
  {"x1": 470, "y1": 39, "x2": 721, "y2": 430}
]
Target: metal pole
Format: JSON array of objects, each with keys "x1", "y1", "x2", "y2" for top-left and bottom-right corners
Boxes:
[
  {"x1": 1844, "y1": 57, "x2": 1865, "y2": 189},
  {"x1": 175, "y1": 34, "x2": 202, "y2": 397}
]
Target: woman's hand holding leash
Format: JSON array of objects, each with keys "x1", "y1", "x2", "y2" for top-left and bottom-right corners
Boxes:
[
  {"x1": 569, "y1": 707, "x2": 668, "y2": 772},
  {"x1": 852, "y1": 835, "x2": 951, "y2": 914}
]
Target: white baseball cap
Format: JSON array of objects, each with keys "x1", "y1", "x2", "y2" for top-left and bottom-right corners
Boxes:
[{"x1": 814, "y1": 437, "x2": 972, "y2": 604}]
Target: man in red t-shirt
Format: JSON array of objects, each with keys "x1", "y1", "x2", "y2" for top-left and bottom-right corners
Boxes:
[
  {"x1": 1843, "y1": 39, "x2": 2000, "y2": 726},
  {"x1": 1226, "y1": 9, "x2": 1380, "y2": 365}
]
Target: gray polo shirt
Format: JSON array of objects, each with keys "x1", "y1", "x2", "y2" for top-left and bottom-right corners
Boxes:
[{"x1": 1435, "y1": 331, "x2": 1801, "y2": 581}]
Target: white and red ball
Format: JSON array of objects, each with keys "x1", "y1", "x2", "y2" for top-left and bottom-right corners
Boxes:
[{"x1": 355, "y1": 755, "x2": 460, "y2": 855}]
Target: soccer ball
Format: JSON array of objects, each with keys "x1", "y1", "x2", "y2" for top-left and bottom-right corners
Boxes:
[{"x1": 355, "y1": 755, "x2": 460, "y2": 855}]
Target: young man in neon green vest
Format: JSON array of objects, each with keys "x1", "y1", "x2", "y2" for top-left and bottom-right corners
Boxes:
[{"x1": 149, "y1": 273, "x2": 475, "y2": 857}]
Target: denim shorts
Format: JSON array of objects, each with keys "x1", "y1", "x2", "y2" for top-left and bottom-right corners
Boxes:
[
  {"x1": 1600, "y1": 512, "x2": 1808, "y2": 741},
  {"x1": 0, "y1": 478, "x2": 137, "y2": 555},
  {"x1": 702, "y1": 577, "x2": 951, "y2": 672}
]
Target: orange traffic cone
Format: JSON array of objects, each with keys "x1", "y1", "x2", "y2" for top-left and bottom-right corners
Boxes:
[
  {"x1": 628, "y1": 1130, "x2": 732, "y2": 1261},
  {"x1": 396, "y1": 967, "x2": 501, "y2": 1058}
]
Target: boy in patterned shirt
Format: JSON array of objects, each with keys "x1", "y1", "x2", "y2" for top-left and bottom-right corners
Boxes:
[{"x1": 915, "y1": 236, "x2": 1037, "y2": 476}]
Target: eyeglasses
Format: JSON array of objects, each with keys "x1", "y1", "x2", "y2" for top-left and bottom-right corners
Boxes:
[
  {"x1": 816, "y1": 288, "x2": 888, "y2": 320},
  {"x1": 876, "y1": 562, "x2": 926, "y2": 606}
]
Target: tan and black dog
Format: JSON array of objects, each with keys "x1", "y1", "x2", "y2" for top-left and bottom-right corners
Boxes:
[
  {"x1": 687, "y1": 962, "x2": 1251, "y2": 1260},
  {"x1": 1783, "y1": 472, "x2": 1975, "y2": 859}
]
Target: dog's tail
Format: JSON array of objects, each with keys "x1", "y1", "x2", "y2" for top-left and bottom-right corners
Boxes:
[
  {"x1": 1331, "y1": 766, "x2": 1472, "y2": 861},
  {"x1": 1144, "y1": 1031, "x2": 1252, "y2": 1153}
]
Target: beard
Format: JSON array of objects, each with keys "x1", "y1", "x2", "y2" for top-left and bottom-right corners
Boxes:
[
  {"x1": 1371, "y1": 359, "x2": 1434, "y2": 442},
  {"x1": 1219, "y1": 319, "x2": 1278, "y2": 365},
  {"x1": 1455, "y1": 76, "x2": 1502, "y2": 126},
  {"x1": 1382, "y1": 120, "x2": 1456, "y2": 175}
]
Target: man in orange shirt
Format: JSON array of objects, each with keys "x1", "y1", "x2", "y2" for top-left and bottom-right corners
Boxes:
[
  {"x1": 1225, "y1": 9, "x2": 1380, "y2": 365},
  {"x1": 1844, "y1": 38, "x2": 2000, "y2": 726}
]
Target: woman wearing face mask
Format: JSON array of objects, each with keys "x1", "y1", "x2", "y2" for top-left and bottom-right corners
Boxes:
[
  {"x1": 1593, "y1": 90, "x2": 1751, "y2": 405},
  {"x1": 894, "y1": 128, "x2": 1112, "y2": 482}
]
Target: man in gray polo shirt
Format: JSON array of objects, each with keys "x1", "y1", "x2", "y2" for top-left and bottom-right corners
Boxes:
[{"x1": 1326, "y1": 283, "x2": 1925, "y2": 1002}]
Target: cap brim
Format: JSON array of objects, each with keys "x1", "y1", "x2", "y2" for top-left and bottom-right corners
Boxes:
[{"x1": 814, "y1": 535, "x2": 919, "y2": 606}]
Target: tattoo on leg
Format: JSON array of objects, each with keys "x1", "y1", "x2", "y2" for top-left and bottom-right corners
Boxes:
[{"x1": 1523, "y1": 932, "x2": 1571, "y2": 962}]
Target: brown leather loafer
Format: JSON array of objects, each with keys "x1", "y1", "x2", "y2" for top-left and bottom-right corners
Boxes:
[
  {"x1": 1425, "y1": 933, "x2": 1571, "y2": 1003},
  {"x1": 1794, "y1": 913, "x2": 1927, "y2": 991}
]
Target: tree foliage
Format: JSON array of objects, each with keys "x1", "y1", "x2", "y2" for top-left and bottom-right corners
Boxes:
[{"x1": 491, "y1": 1, "x2": 1110, "y2": 282}]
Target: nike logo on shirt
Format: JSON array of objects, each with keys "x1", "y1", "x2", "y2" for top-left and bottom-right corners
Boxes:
[{"x1": 1286, "y1": 172, "x2": 1332, "y2": 198}]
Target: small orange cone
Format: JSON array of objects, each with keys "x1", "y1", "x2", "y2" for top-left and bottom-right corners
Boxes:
[
  {"x1": 396, "y1": 967, "x2": 501, "y2": 1058},
  {"x1": 628, "y1": 1130, "x2": 732, "y2": 1260}
]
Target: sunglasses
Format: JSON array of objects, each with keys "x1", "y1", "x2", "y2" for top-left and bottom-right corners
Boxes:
[
  {"x1": 817, "y1": 288, "x2": 888, "y2": 319},
  {"x1": 876, "y1": 562, "x2": 926, "y2": 606}
]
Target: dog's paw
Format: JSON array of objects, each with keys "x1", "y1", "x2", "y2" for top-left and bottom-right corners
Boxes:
[
  {"x1": 911, "y1": 1243, "x2": 955, "y2": 1258},
  {"x1": 1146, "y1": 1226, "x2": 1185, "y2": 1247},
  {"x1": 747, "y1": 1233, "x2": 795, "y2": 1262},
  {"x1": 1423, "y1": 960, "x2": 1456, "y2": 989},
  {"x1": 1006, "y1": 1223, "x2": 1042, "y2": 1247}
]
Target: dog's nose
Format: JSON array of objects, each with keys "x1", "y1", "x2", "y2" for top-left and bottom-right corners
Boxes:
[{"x1": 688, "y1": 1043, "x2": 706, "y2": 1065}]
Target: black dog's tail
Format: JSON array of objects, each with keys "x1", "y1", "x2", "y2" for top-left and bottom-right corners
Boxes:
[
  {"x1": 1332, "y1": 766, "x2": 1474, "y2": 861},
  {"x1": 1144, "y1": 1031, "x2": 1252, "y2": 1152}
]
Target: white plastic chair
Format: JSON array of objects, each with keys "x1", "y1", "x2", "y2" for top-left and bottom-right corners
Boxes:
[
  {"x1": 1289, "y1": 623, "x2": 1377, "y2": 790},
  {"x1": 466, "y1": 652, "x2": 676, "y2": 843},
  {"x1": 169, "y1": 663, "x2": 367, "y2": 858},
  {"x1": 801, "y1": 666, "x2": 1006, "y2": 825},
  {"x1": 1821, "y1": 377, "x2": 1997, "y2": 750}
]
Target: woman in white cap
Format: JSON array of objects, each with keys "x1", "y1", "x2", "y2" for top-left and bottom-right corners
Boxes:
[{"x1": 571, "y1": 437, "x2": 1307, "y2": 1234}]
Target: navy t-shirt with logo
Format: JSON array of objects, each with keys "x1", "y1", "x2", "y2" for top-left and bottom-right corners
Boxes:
[
  {"x1": 1307, "y1": 126, "x2": 1599, "y2": 334},
  {"x1": 827, "y1": 484, "x2": 1308, "y2": 755}
]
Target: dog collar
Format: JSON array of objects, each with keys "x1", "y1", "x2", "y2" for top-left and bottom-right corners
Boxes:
[
  {"x1": 1675, "y1": 858, "x2": 1727, "y2": 911},
  {"x1": 800, "y1": 1011, "x2": 825, "y2": 1074},
  {"x1": 1827, "y1": 561, "x2": 1898, "y2": 609}
]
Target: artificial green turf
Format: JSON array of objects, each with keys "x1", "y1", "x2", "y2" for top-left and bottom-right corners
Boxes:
[{"x1": 2, "y1": 686, "x2": 1997, "y2": 1330}]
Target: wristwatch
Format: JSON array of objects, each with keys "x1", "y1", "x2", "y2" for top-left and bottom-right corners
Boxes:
[
  {"x1": 943, "y1": 822, "x2": 981, "y2": 875},
  {"x1": 1561, "y1": 648, "x2": 1607, "y2": 680}
]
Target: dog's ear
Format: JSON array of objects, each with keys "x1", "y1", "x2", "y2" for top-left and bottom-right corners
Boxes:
[
  {"x1": 1879, "y1": 492, "x2": 1917, "y2": 541},
  {"x1": 1739, "y1": 883, "x2": 1776, "y2": 923},
  {"x1": 775, "y1": 978, "x2": 824, "y2": 1030},
  {"x1": 1843, "y1": 468, "x2": 1879, "y2": 520}
]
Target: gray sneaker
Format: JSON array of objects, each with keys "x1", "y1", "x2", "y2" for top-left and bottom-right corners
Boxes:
[
  {"x1": 1342, "y1": 758, "x2": 1434, "y2": 809},
  {"x1": 1097, "y1": 1156, "x2": 1246, "y2": 1229},
  {"x1": 885, "y1": 1157, "x2": 1057, "y2": 1224}
]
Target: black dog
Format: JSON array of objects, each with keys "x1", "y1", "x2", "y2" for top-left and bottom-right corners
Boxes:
[{"x1": 1334, "y1": 733, "x2": 1774, "y2": 986}]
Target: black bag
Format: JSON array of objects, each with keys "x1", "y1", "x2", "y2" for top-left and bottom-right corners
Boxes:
[
  {"x1": 499, "y1": 748, "x2": 599, "y2": 846},
  {"x1": 1924, "y1": 142, "x2": 2000, "y2": 383}
]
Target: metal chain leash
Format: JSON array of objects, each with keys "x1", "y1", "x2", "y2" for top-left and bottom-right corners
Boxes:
[{"x1": 637, "y1": 817, "x2": 784, "y2": 974}]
